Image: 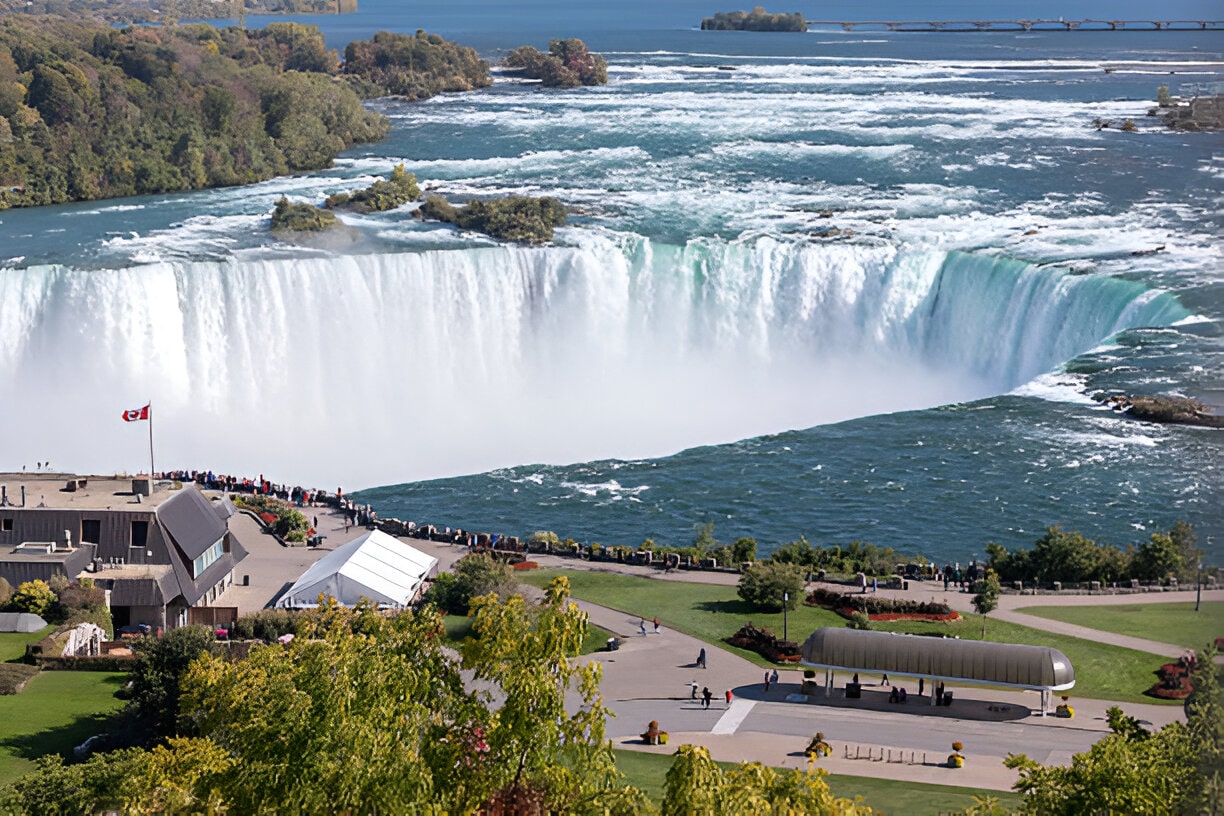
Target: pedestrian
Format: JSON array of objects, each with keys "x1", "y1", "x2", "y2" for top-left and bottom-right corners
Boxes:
[
  {"x1": 313, "y1": 515, "x2": 318, "y2": 530},
  {"x1": 770, "y1": 668, "x2": 779, "y2": 687},
  {"x1": 653, "y1": 616, "x2": 660, "y2": 633},
  {"x1": 918, "y1": 677, "x2": 925, "y2": 696},
  {"x1": 881, "y1": 673, "x2": 890, "y2": 687},
  {"x1": 764, "y1": 670, "x2": 771, "y2": 692},
  {"x1": 860, "y1": 572, "x2": 867, "y2": 594},
  {"x1": 702, "y1": 687, "x2": 712, "y2": 709},
  {"x1": 639, "y1": 618, "x2": 647, "y2": 636},
  {"x1": 690, "y1": 681, "x2": 699, "y2": 699},
  {"x1": 697, "y1": 647, "x2": 707, "y2": 669},
  {"x1": 871, "y1": 577, "x2": 877, "y2": 593}
]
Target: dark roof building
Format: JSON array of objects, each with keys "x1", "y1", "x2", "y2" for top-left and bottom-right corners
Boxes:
[{"x1": 0, "y1": 475, "x2": 248, "y2": 632}]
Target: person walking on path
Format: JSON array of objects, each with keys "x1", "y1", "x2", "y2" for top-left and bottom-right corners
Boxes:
[
  {"x1": 881, "y1": 673, "x2": 890, "y2": 687},
  {"x1": 690, "y1": 681, "x2": 699, "y2": 699},
  {"x1": 918, "y1": 677, "x2": 925, "y2": 696},
  {"x1": 764, "y1": 670, "x2": 771, "y2": 692},
  {"x1": 702, "y1": 687, "x2": 713, "y2": 709},
  {"x1": 653, "y1": 616, "x2": 660, "y2": 633},
  {"x1": 697, "y1": 647, "x2": 707, "y2": 669},
  {"x1": 639, "y1": 618, "x2": 647, "y2": 636},
  {"x1": 770, "y1": 668, "x2": 779, "y2": 688}
]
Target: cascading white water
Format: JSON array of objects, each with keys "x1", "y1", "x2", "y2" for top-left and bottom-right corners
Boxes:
[{"x1": 0, "y1": 234, "x2": 1187, "y2": 487}]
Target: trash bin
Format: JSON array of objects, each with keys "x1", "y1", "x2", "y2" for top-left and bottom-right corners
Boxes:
[
  {"x1": 606, "y1": 637, "x2": 620, "y2": 652},
  {"x1": 846, "y1": 682, "x2": 861, "y2": 699},
  {"x1": 943, "y1": 691, "x2": 953, "y2": 706}
]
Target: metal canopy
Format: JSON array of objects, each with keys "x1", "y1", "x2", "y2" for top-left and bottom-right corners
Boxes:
[{"x1": 800, "y1": 627, "x2": 1075, "y2": 691}]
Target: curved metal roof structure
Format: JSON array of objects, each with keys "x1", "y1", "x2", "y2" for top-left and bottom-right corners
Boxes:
[{"x1": 800, "y1": 627, "x2": 1075, "y2": 691}]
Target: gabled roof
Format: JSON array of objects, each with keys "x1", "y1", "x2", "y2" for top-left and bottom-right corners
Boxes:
[
  {"x1": 800, "y1": 627, "x2": 1075, "y2": 691},
  {"x1": 275, "y1": 530, "x2": 438, "y2": 609},
  {"x1": 157, "y1": 487, "x2": 227, "y2": 561}
]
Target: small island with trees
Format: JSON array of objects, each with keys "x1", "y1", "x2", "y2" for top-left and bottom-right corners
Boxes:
[
  {"x1": 503, "y1": 38, "x2": 607, "y2": 87},
  {"x1": 701, "y1": 7, "x2": 807, "y2": 32}
]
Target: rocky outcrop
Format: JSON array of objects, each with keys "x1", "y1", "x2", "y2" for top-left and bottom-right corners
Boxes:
[{"x1": 1102, "y1": 394, "x2": 1224, "y2": 428}]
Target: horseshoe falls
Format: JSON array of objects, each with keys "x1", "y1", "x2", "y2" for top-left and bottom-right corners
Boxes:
[{"x1": 1, "y1": 0, "x2": 1220, "y2": 562}]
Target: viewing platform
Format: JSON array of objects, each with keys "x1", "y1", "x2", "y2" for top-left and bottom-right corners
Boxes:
[{"x1": 805, "y1": 19, "x2": 1224, "y2": 32}]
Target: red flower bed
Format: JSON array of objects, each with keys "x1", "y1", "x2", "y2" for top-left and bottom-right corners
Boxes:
[
  {"x1": 850, "y1": 610, "x2": 962, "y2": 622},
  {"x1": 1147, "y1": 662, "x2": 1194, "y2": 700},
  {"x1": 512, "y1": 561, "x2": 539, "y2": 571},
  {"x1": 259, "y1": 512, "x2": 277, "y2": 525}
]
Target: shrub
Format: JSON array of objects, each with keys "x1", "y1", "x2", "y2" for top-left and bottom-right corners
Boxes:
[
  {"x1": 418, "y1": 194, "x2": 567, "y2": 244},
  {"x1": 737, "y1": 562, "x2": 805, "y2": 612},
  {"x1": 326, "y1": 164, "x2": 420, "y2": 213},
  {"x1": 230, "y1": 609, "x2": 299, "y2": 642},
  {"x1": 0, "y1": 577, "x2": 12, "y2": 606},
  {"x1": 270, "y1": 196, "x2": 338, "y2": 232},
  {"x1": 9, "y1": 579, "x2": 57, "y2": 617},
  {"x1": 846, "y1": 611, "x2": 871, "y2": 630}
]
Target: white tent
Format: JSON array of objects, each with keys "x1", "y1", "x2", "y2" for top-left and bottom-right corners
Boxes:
[{"x1": 275, "y1": 530, "x2": 438, "y2": 609}]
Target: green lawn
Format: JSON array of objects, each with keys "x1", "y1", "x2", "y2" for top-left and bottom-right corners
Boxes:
[
  {"x1": 442, "y1": 613, "x2": 613, "y2": 657},
  {"x1": 612, "y1": 748, "x2": 1021, "y2": 815},
  {"x1": 1014, "y1": 601, "x2": 1224, "y2": 652},
  {"x1": 0, "y1": 670, "x2": 127, "y2": 785},
  {"x1": 0, "y1": 627, "x2": 53, "y2": 663},
  {"x1": 521, "y1": 569, "x2": 1175, "y2": 705}
]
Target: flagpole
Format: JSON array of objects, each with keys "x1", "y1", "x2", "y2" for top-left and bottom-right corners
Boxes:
[{"x1": 147, "y1": 400, "x2": 155, "y2": 486}]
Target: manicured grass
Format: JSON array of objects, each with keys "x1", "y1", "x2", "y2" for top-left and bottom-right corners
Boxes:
[
  {"x1": 522, "y1": 569, "x2": 1174, "y2": 705},
  {"x1": 612, "y1": 748, "x2": 1021, "y2": 814},
  {"x1": 870, "y1": 616, "x2": 1173, "y2": 706},
  {"x1": 519, "y1": 569, "x2": 846, "y2": 668},
  {"x1": 1014, "y1": 601, "x2": 1224, "y2": 652},
  {"x1": 443, "y1": 613, "x2": 614, "y2": 657},
  {"x1": 0, "y1": 671, "x2": 127, "y2": 785},
  {"x1": 0, "y1": 626, "x2": 53, "y2": 663}
]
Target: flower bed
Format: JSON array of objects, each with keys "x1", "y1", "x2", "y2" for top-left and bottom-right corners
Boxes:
[
  {"x1": 1147, "y1": 662, "x2": 1194, "y2": 700},
  {"x1": 726, "y1": 623, "x2": 802, "y2": 664},
  {"x1": 837, "y1": 608, "x2": 961, "y2": 622},
  {"x1": 511, "y1": 561, "x2": 539, "y2": 571}
]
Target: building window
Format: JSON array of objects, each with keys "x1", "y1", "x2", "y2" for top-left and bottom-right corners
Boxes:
[
  {"x1": 192, "y1": 537, "x2": 225, "y2": 578},
  {"x1": 1, "y1": 518, "x2": 12, "y2": 532},
  {"x1": 81, "y1": 519, "x2": 101, "y2": 545}
]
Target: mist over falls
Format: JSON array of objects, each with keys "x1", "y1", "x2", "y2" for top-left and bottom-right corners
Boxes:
[{"x1": 0, "y1": 236, "x2": 1188, "y2": 487}]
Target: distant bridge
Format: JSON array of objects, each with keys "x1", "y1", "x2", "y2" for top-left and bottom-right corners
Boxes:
[{"x1": 805, "y1": 19, "x2": 1224, "y2": 32}]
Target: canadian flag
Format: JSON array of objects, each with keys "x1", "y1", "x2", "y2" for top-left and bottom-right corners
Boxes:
[{"x1": 122, "y1": 404, "x2": 150, "y2": 422}]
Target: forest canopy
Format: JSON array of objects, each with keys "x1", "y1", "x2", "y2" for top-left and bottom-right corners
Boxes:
[{"x1": 0, "y1": 20, "x2": 488, "y2": 208}]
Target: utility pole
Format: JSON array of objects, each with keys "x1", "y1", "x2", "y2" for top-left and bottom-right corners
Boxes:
[
  {"x1": 783, "y1": 591, "x2": 789, "y2": 643},
  {"x1": 1196, "y1": 561, "x2": 1203, "y2": 612}
]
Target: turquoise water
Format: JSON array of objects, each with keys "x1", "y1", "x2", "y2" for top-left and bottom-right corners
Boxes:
[{"x1": 0, "y1": 3, "x2": 1220, "y2": 562}]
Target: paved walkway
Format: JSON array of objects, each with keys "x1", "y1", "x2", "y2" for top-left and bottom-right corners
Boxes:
[{"x1": 215, "y1": 522, "x2": 1221, "y2": 793}]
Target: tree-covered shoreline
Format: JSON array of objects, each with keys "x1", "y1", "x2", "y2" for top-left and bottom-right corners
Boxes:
[{"x1": 0, "y1": 19, "x2": 490, "y2": 209}]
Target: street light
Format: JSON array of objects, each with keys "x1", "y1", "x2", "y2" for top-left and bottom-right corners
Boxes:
[{"x1": 783, "y1": 591, "x2": 789, "y2": 643}]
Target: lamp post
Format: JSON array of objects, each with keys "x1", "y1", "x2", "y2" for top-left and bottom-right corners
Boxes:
[
  {"x1": 1196, "y1": 561, "x2": 1203, "y2": 612},
  {"x1": 783, "y1": 591, "x2": 789, "y2": 643}
]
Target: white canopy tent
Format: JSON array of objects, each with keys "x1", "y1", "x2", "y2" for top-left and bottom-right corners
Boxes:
[{"x1": 275, "y1": 530, "x2": 438, "y2": 609}]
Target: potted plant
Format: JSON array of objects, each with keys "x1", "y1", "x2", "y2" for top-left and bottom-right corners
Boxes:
[
  {"x1": 1055, "y1": 695, "x2": 1075, "y2": 718},
  {"x1": 805, "y1": 731, "x2": 831, "y2": 759},
  {"x1": 948, "y1": 741, "x2": 964, "y2": 768}
]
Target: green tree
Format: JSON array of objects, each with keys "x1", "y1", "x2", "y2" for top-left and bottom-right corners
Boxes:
[
  {"x1": 449, "y1": 552, "x2": 518, "y2": 613},
  {"x1": 662, "y1": 744, "x2": 871, "y2": 815},
  {"x1": 124, "y1": 625, "x2": 215, "y2": 742},
  {"x1": 737, "y1": 561, "x2": 805, "y2": 612},
  {"x1": 8, "y1": 579, "x2": 56, "y2": 617},
  {"x1": 971, "y1": 568, "x2": 1000, "y2": 638},
  {"x1": 1004, "y1": 653, "x2": 1224, "y2": 815},
  {"x1": 460, "y1": 577, "x2": 648, "y2": 814}
]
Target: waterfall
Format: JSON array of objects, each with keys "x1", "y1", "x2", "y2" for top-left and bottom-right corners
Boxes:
[{"x1": 0, "y1": 235, "x2": 1188, "y2": 486}]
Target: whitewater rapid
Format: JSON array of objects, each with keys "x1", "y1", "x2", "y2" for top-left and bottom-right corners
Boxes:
[{"x1": 0, "y1": 234, "x2": 1187, "y2": 487}]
